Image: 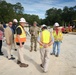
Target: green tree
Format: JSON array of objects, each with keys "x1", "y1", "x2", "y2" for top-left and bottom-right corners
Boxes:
[
  {"x1": 62, "y1": 6, "x2": 76, "y2": 26},
  {"x1": 23, "y1": 14, "x2": 41, "y2": 25},
  {"x1": 45, "y1": 7, "x2": 62, "y2": 26},
  {"x1": 0, "y1": 0, "x2": 24, "y2": 23},
  {"x1": 13, "y1": 2, "x2": 24, "y2": 14}
]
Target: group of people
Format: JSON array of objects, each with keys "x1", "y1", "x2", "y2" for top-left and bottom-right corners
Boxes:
[
  {"x1": 37, "y1": 23, "x2": 63, "y2": 72},
  {"x1": 0, "y1": 18, "x2": 29, "y2": 67},
  {"x1": 0, "y1": 17, "x2": 63, "y2": 73}
]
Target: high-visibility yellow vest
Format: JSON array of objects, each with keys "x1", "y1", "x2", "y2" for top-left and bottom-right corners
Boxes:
[
  {"x1": 40, "y1": 30, "x2": 51, "y2": 48},
  {"x1": 15, "y1": 25, "x2": 26, "y2": 43},
  {"x1": 53, "y1": 30, "x2": 63, "y2": 41}
]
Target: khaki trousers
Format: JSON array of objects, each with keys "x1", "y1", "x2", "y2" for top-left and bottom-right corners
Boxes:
[
  {"x1": 17, "y1": 45, "x2": 25, "y2": 63},
  {"x1": 40, "y1": 47, "x2": 51, "y2": 72},
  {"x1": 13, "y1": 41, "x2": 17, "y2": 49},
  {"x1": 7, "y1": 45, "x2": 12, "y2": 59}
]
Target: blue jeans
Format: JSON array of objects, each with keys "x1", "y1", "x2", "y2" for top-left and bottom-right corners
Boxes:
[{"x1": 53, "y1": 41, "x2": 61, "y2": 55}]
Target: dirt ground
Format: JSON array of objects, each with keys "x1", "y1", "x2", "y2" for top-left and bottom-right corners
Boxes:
[{"x1": 0, "y1": 34, "x2": 76, "y2": 75}]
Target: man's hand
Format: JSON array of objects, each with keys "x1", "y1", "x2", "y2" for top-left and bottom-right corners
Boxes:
[
  {"x1": 20, "y1": 43, "x2": 23, "y2": 48},
  {"x1": 43, "y1": 44, "x2": 48, "y2": 48},
  {"x1": 7, "y1": 43, "x2": 11, "y2": 45},
  {"x1": 59, "y1": 38, "x2": 62, "y2": 41}
]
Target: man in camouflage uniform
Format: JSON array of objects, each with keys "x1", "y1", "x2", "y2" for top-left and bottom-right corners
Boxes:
[{"x1": 29, "y1": 21, "x2": 39, "y2": 52}]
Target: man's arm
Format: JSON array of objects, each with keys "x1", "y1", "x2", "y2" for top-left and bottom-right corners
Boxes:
[
  {"x1": 5, "y1": 28, "x2": 11, "y2": 45},
  {"x1": 48, "y1": 35, "x2": 54, "y2": 46},
  {"x1": 16, "y1": 27, "x2": 22, "y2": 47},
  {"x1": 17, "y1": 35, "x2": 23, "y2": 47},
  {"x1": 37, "y1": 32, "x2": 44, "y2": 46}
]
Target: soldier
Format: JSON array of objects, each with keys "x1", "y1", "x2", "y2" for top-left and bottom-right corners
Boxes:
[{"x1": 29, "y1": 21, "x2": 39, "y2": 52}]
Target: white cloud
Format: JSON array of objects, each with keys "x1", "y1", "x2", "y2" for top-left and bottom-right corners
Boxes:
[
  {"x1": 6, "y1": 0, "x2": 76, "y2": 19},
  {"x1": 55, "y1": 1, "x2": 76, "y2": 10},
  {"x1": 6, "y1": 0, "x2": 17, "y2": 4}
]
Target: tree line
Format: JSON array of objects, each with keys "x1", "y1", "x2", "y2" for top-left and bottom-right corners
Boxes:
[
  {"x1": 45, "y1": 6, "x2": 76, "y2": 26},
  {"x1": 0, "y1": 0, "x2": 76, "y2": 26}
]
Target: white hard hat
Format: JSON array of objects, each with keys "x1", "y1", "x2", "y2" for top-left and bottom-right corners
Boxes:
[
  {"x1": 19, "y1": 18, "x2": 26, "y2": 23},
  {"x1": 54, "y1": 22, "x2": 59, "y2": 26},
  {"x1": 13, "y1": 19, "x2": 18, "y2": 23},
  {"x1": 41, "y1": 24, "x2": 47, "y2": 29}
]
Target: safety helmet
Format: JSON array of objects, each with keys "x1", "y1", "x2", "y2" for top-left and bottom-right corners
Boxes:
[
  {"x1": 54, "y1": 22, "x2": 59, "y2": 27},
  {"x1": 13, "y1": 19, "x2": 18, "y2": 23},
  {"x1": 41, "y1": 24, "x2": 47, "y2": 29},
  {"x1": 19, "y1": 18, "x2": 26, "y2": 23}
]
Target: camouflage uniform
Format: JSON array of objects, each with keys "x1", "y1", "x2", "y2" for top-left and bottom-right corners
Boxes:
[{"x1": 30, "y1": 26, "x2": 39, "y2": 51}]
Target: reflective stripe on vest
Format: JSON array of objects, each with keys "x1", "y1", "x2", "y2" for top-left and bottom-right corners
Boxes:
[
  {"x1": 15, "y1": 25, "x2": 26, "y2": 43},
  {"x1": 40, "y1": 30, "x2": 51, "y2": 48},
  {"x1": 53, "y1": 30, "x2": 63, "y2": 41}
]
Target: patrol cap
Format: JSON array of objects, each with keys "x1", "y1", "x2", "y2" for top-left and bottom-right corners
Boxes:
[
  {"x1": 19, "y1": 18, "x2": 26, "y2": 23},
  {"x1": 41, "y1": 24, "x2": 47, "y2": 29},
  {"x1": 54, "y1": 22, "x2": 59, "y2": 27},
  {"x1": 13, "y1": 19, "x2": 18, "y2": 23},
  {"x1": 33, "y1": 21, "x2": 37, "y2": 24}
]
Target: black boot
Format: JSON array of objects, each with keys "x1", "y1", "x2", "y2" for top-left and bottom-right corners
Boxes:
[{"x1": 0, "y1": 52, "x2": 3, "y2": 55}]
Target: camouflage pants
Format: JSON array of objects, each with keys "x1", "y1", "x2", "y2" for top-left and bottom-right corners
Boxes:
[{"x1": 31, "y1": 36, "x2": 37, "y2": 51}]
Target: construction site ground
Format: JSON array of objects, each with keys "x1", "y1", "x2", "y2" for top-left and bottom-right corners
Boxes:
[{"x1": 0, "y1": 33, "x2": 76, "y2": 75}]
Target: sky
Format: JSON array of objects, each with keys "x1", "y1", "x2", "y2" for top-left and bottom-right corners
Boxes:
[{"x1": 6, "y1": 0, "x2": 76, "y2": 19}]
